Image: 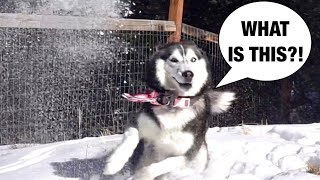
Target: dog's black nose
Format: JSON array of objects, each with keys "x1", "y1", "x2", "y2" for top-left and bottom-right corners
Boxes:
[{"x1": 182, "y1": 71, "x2": 194, "y2": 82}]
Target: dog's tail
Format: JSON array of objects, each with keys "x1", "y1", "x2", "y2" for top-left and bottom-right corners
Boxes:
[{"x1": 207, "y1": 91, "x2": 236, "y2": 114}]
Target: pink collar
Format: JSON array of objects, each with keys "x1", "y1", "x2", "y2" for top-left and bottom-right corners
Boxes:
[{"x1": 121, "y1": 91, "x2": 191, "y2": 108}]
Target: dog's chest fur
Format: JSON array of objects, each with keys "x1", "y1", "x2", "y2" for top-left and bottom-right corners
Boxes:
[{"x1": 137, "y1": 105, "x2": 198, "y2": 156}]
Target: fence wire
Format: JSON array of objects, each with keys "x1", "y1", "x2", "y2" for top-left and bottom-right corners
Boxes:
[
  {"x1": 0, "y1": 27, "x2": 170, "y2": 144},
  {"x1": 0, "y1": 21, "x2": 282, "y2": 145}
]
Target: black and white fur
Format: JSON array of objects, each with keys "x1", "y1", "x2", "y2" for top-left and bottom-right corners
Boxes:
[{"x1": 103, "y1": 41, "x2": 235, "y2": 179}]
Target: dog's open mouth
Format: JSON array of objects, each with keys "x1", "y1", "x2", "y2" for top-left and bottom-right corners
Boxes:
[{"x1": 173, "y1": 77, "x2": 192, "y2": 89}]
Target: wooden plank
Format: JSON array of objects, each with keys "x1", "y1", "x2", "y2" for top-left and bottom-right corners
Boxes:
[
  {"x1": 168, "y1": 0, "x2": 184, "y2": 42},
  {"x1": 182, "y1": 24, "x2": 219, "y2": 43},
  {"x1": 0, "y1": 13, "x2": 176, "y2": 32}
]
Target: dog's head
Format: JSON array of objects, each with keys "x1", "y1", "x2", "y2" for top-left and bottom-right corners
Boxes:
[{"x1": 146, "y1": 41, "x2": 212, "y2": 97}]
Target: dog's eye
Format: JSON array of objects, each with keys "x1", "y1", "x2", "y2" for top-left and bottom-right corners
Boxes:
[
  {"x1": 190, "y1": 57, "x2": 197, "y2": 62},
  {"x1": 170, "y1": 58, "x2": 179, "y2": 63}
]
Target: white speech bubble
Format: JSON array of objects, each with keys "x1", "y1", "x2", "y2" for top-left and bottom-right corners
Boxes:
[{"x1": 217, "y1": 2, "x2": 311, "y2": 87}]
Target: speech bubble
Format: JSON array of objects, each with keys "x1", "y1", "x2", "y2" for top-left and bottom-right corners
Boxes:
[{"x1": 217, "y1": 2, "x2": 311, "y2": 87}]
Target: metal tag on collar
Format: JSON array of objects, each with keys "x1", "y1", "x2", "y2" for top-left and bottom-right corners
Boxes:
[{"x1": 173, "y1": 98, "x2": 191, "y2": 108}]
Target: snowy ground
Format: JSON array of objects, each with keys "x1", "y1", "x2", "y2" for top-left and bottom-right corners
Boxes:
[{"x1": 0, "y1": 124, "x2": 320, "y2": 180}]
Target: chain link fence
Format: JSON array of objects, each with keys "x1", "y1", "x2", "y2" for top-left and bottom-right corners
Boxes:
[
  {"x1": 0, "y1": 15, "x2": 173, "y2": 144},
  {"x1": 0, "y1": 14, "x2": 282, "y2": 145}
]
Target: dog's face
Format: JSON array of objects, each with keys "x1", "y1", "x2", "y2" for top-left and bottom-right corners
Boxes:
[{"x1": 146, "y1": 41, "x2": 211, "y2": 96}]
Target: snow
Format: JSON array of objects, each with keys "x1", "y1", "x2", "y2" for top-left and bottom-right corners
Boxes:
[
  {"x1": 0, "y1": 124, "x2": 319, "y2": 180},
  {"x1": 12, "y1": 0, "x2": 128, "y2": 18}
]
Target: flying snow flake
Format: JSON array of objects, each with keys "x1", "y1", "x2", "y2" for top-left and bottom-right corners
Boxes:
[{"x1": 98, "y1": 31, "x2": 105, "y2": 35}]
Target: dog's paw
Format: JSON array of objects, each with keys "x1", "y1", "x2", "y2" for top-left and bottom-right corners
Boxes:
[{"x1": 103, "y1": 161, "x2": 123, "y2": 175}]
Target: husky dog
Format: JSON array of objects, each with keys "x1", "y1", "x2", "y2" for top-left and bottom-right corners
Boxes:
[{"x1": 103, "y1": 41, "x2": 235, "y2": 179}]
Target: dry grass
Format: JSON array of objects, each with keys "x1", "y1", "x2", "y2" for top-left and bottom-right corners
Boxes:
[
  {"x1": 240, "y1": 120, "x2": 255, "y2": 135},
  {"x1": 241, "y1": 124, "x2": 252, "y2": 135},
  {"x1": 307, "y1": 163, "x2": 320, "y2": 175},
  {"x1": 98, "y1": 128, "x2": 114, "y2": 136}
]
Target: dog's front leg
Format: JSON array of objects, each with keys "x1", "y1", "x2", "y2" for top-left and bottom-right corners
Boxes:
[
  {"x1": 133, "y1": 156, "x2": 186, "y2": 180},
  {"x1": 103, "y1": 127, "x2": 140, "y2": 175}
]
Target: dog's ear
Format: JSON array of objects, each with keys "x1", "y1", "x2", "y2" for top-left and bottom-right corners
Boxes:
[
  {"x1": 155, "y1": 43, "x2": 174, "y2": 52},
  {"x1": 144, "y1": 52, "x2": 166, "y2": 93},
  {"x1": 155, "y1": 43, "x2": 166, "y2": 52},
  {"x1": 180, "y1": 40, "x2": 207, "y2": 55},
  {"x1": 199, "y1": 48, "x2": 207, "y2": 56}
]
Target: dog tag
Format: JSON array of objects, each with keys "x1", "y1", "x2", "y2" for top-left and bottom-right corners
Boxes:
[{"x1": 173, "y1": 98, "x2": 190, "y2": 108}]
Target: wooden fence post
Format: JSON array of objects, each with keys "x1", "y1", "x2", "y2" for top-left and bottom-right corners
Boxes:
[
  {"x1": 280, "y1": 79, "x2": 292, "y2": 123},
  {"x1": 168, "y1": 0, "x2": 184, "y2": 43}
]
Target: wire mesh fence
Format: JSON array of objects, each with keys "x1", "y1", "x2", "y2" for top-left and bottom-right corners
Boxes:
[
  {"x1": 0, "y1": 23, "x2": 171, "y2": 144},
  {"x1": 0, "y1": 15, "x2": 282, "y2": 145}
]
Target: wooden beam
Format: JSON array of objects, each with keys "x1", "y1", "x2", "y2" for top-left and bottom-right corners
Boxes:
[
  {"x1": 0, "y1": 13, "x2": 176, "y2": 32},
  {"x1": 182, "y1": 24, "x2": 219, "y2": 43},
  {"x1": 168, "y1": 0, "x2": 184, "y2": 42}
]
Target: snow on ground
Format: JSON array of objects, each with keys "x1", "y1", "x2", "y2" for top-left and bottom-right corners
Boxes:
[{"x1": 0, "y1": 124, "x2": 320, "y2": 180}]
